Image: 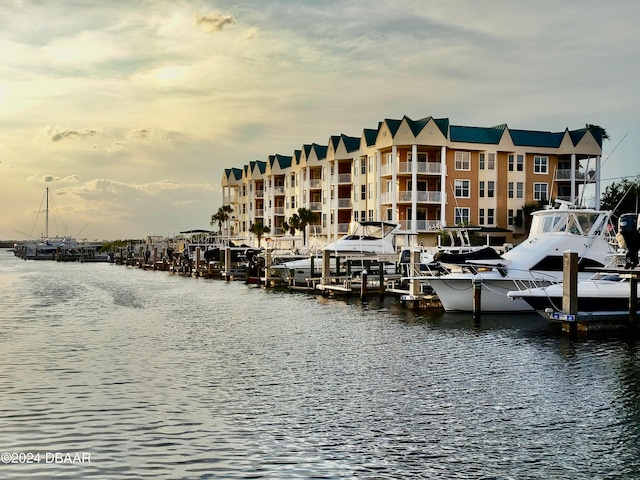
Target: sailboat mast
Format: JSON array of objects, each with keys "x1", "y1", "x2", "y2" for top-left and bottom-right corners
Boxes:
[{"x1": 45, "y1": 187, "x2": 49, "y2": 238}]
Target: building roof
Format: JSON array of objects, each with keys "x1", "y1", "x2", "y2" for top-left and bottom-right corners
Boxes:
[
  {"x1": 509, "y1": 129, "x2": 565, "y2": 148},
  {"x1": 450, "y1": 123, "x2": 507, "y2": 144}
]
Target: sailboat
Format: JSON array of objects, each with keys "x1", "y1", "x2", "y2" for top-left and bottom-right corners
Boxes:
[{"x1": 14, "y1": 188, "x2": 104, "y2": 261}]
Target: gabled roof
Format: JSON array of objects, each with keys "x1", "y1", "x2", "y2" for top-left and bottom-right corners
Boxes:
[
  {"x1": 363, "y1": 127, "x2": 379, "y2": 147},
  {"x1": 510, "y1": 129, "x2": 564, "y2": 148},
  {"x1": 450, "y1": 123, "x2": 507, "y2": 144},
  {"x1": 569, "y1": 126, "x2": 604, "y2": 147},
  {"x1": 250, "y1": 160, "x2": 266, "y2": 174},
  {"x1": 384, "y1": 118, "x2": 403, "y2": 137},
  {"x1": 294, "y1": 149, "x2": 302, "y2": 165},
  {"x1": 224, "y1": 167, "x2": 243, "y2": 181},
  {"x1": 270, "y1": 154, "x2": 292, "y2": 169},
  {"x1": 303, "y1": 143, "x2": 327, "y2": 160}
]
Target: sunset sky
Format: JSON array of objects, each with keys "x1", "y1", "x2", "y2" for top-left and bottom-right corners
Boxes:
[{"x1": 1, "y1": 0, "x2": 639, "y2": 241}]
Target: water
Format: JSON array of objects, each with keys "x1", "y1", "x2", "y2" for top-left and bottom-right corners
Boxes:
[{"x1": 1, "y1": 249, "x2": 639, "y2": 479}]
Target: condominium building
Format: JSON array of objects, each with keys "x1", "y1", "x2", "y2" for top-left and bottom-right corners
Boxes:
[{"x1": 221, "y1": 115, "x2": 604, "y2": 247}]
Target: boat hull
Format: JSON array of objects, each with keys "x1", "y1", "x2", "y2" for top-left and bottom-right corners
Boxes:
[{"x1": 427, "y1": 275, "x2": 555, "y2": 312}]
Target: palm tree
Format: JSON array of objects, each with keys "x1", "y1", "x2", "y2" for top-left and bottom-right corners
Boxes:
[
  {"x1": 210, "y1": 205, "x2": 234, "y2": 235},
  {"x1": 249, "y1": 221, "x2": 270, "y2": 247},
  {"x1": 295, "y1": 207, "x2": 318, "y2": 246}
]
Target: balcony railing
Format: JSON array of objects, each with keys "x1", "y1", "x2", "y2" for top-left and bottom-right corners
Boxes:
[
  {"x1": 399, "y1": 220, "x2": 442, "y2": 231},
  {"x1": 274, "y1": 207, "x2": 285, "y2": 215},
  {"x1": 309, "y1": 178, "x2": 322, "y2": 189},
  {"x1": 380, "y1": 162, "x2": 443, "y2": 176},
  {"x1": 337, "y1": 198, "x2": 352, "y2": 208},
  {"x1": 337, "y1": 223, "x2": 350, "y2": 234},
  {"x1": 255, "y1": 209, "x2": 264, "y2": 217},
  {"x1": 273, "y1": 186, "x2": 285, "y2": 195},
  {"x1": 555, "y1": 169, "x2": 594, "y2": 181},
  {"x1": 338, "y1": 173, "x2": 352, "y2": 184},
  {"x1": 310, "y1": 202, "x2": 322, "y2": 212},
  {"x1": 255, "y1": 190, "x2": 264, "y2": 198},
  {"x1": 381, "y1": 191, "x2": 442, "y2": 204}
]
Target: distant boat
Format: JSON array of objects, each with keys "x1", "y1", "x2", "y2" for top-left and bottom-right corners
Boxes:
[{"x1": 14, "y1": 188, "x2": 104, "y2": 261}]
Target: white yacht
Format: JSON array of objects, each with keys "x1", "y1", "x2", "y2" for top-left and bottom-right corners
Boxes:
[
  {"x1": 270, "y1": 221, "x2": 402, "y2": 286},
  {"x1": 427, "y1": 201, "x2": 621, "y2": 312},
  {"x1": 507, "y1": 270, "x2": 639, "y2": 318}
]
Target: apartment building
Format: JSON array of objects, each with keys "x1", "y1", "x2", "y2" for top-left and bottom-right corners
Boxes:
[{"x1": 221, "y1": 115, "x2": 604, "y2": 247}]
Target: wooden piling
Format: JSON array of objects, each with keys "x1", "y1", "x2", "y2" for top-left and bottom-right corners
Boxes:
[
  {"x1": 472, "y1": 277, "x2": 482, "y2": 323},
  {"x1": 361, "y1": 270, "x2": 368, "y2": 300},
  {"x1": 630, "y1": 276, "x2": 638, "y2": 325},
  {"x1": 321, "y1": 250, "x2": 331, "y2": 286},
  {"x1": 409, "y1": 250, "x2": 421, "y2": 297},
  {"x1": 562, "y1": 251, "x2": 578, "y2": 335}
]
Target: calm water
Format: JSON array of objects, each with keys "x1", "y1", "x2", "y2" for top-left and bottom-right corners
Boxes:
[{"x1": 1, "y1": 249, "x2": 639, "y2": 479}]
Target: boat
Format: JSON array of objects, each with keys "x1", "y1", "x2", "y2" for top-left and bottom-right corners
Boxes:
[
  {"x1": 507, "y1": 270, "x2": 640, "y2": 318},
  {"x1": 270, "y1": 221, "x2": 404, "y2": 286},
  {"x1": 507, "y1": 212, "x2": 640, "y2": 318},
  {"x1": 426, "y1": 201, "x2": 622, "y2": 312}
]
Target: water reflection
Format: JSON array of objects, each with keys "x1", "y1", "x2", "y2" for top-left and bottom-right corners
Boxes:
[{"x1": 0, "y1": 251, "x2": 639, "y2": 479}]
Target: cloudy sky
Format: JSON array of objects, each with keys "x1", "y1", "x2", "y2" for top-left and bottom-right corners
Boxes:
[{"x1": 1, "y1": 0, "x2": 639, "y2": 241}]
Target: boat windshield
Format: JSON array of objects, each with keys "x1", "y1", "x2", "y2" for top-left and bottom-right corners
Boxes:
[
  {"x1": 344, "y1": 222, "x2": 395, "y2": 240},
  {"x1": 530, "y1": 211, "x2": 603, "y2": 236}
]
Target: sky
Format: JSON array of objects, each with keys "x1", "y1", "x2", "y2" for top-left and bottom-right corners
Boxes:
[{"x1": 1, "y1": 0, "x2": 639, "y2": 241}]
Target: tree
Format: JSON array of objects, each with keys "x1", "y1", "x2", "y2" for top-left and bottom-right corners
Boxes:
[
  {"x1": 210, "y1": 205, "x2": 234, "y2": 234},
  {"x1": 600, "y1": 178, "x2": 640, "y2": 218},
  {"x1": 294, "y1": 208, "x2": 318, "y2": 246},
  {"x1": 249, "y1": 221, "x2": 270, "y2": 247}
]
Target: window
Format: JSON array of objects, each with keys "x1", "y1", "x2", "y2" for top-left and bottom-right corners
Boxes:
[
  {"x1": 479, "y1": 153, "x2": 485, "y2": 170},
  {"x1": 487, "y1": 181, "x2": 495, "y2": 198},
  {"x1": 368, "y1": 209, "x2": 374, "y2": 222},
  {"x1": 508, "y1": 209, "x2": 514, "y2": 226},
  {"x1": 454, "y1": 207, "x2": 470, "y2": 225},
  {"x1": 487, "y1": 153, "x2": 495, "y2": 170},
  {"x1": 479, "y1": 181, "x2": 485, "y2": 198},
  {"x1": 290, "y1": 173, "x2": 295, "y2": 187},
  {"x1": 455, "y1": 152, "x2": 471, "y2": 170},
  {"x1": 291, "y1": 196, "x2": 295, "y2": 209},
  {"x1": 361, "y1": 210, "x2": 366, "y2": 222},
  {"x1": 368, "y1": 182, "x2": 373, "y2": 199},
  {"x1": 479, "y1": 208, "x2": 485, "y2": 225},
  {"x1": 517, "y1": 182, "x2": 524, "y2": 199},
  {"x1": 508, "y1": 182, "x2": 514, "y2": 198},
  {"x1": 487, "y1": 208, "x2": 495, "y2": 225},
  {"x1": 534, "y1": 183, "x2": 548, "y2": 201},
  {"x1": 508, "y1": 154, "x2": 514, "y2": 172},
  {"x1": 454, "y1": 179, "x2": 470, "y2": 198},
  {"x1": 534, "y1": 156, "x2": 548, "y2": 174},
  {"x1": 361, "y1": 159, "x2": 366, "y2": 174},
  {"x1": 361, "y1": 185, "x2": 366, "y2": 200},
  {"x1": 369, "y1": 156, "x2": 374, "y2": 172},
  {"x1": 322, "y1": 214, "x2": 327, "y2": 228},
  {"x1": 354, "y1": 211, "x2": 359, "y2": 221},
  {"x1": 517, "y1": 155, "x2": 524, "y2": 171}
]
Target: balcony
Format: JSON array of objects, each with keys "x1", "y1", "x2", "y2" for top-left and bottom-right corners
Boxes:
[
  {"x1": 380, "y1": 162, "x2": 443, "y2": 176},
  {"x1": 555, "y1": 169, "x2": 594, "y2": 181},
  {"x1": 274, "y1": 207, "x2": 285, "y2": 215},
  {"x1": 399, "y1": 220, "x2": 442, "y2": 231},
  {"x1": 338, "y1": 173, "x2": 352, "y2": 184},
  {"x1": 255, "y1": 209, "x2": 264, "y2": 217},
  {"x1": 337, "y1": 198, "x2": 352, "y2": 209},
  {"x1": 337, "y1": 223, "x2": 350, "y2": 234},
  {"x1": 273, "y1": 186, "x2": 285, "y2": 195},
  {"x1": 309, "y1": 178, "x2": 322, "y2": 189},
  {"x1": 310, "y1": 202, "x2": 322, "y2": 212},
  {"x1": 381, "y1": 191, "x2": 442, "y2": 204},
  {"x1": 255, "y1": 190, "x2": 264, "y2": 198}
]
